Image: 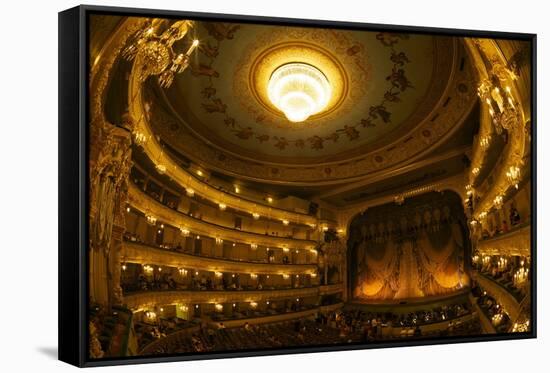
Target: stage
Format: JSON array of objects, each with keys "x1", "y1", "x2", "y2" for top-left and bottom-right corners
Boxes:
[{"x1": 344, "y1": 288, "x2": 471, "y2": 313}]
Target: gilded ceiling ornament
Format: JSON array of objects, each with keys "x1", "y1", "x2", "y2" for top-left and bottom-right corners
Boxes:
[
  {"x1": 196, "y1": 31, "x2": 414, "y2": 150},
  {"x1": 137, "y1": 31, "x2": 466, "y2": 183}
]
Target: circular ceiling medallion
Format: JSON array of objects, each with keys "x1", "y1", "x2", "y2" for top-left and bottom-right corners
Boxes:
[
  {"x1": 248, "y1": 42, "x2": 349, "y2": 122},
  {"x1": 268, "y1": 62, "x2": 332, "y2": 122}
]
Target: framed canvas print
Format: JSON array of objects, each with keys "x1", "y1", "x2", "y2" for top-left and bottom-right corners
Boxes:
[{"x1": 58, "y1": 5, "x2": 536, "y2": 367}]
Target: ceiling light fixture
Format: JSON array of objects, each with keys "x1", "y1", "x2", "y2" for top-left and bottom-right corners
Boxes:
[{"x1": 268, "y1": 63, "x2": 331, "y2": 123}]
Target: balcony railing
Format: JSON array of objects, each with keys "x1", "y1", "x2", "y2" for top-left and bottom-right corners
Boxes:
[
  {"x1": 123, "y1": 287, "x2": 321, "y2": 311},
  {"x1": 122, "y1": 241, "x2": 317, "y2": 275},
  {"x1": 318, "y1": 302, "x2": 344, "y2": 313},
  {"x1": 128, "y1": 93, "x2": 318, "y2": 226},
  {"x1": 477, "y1": 223, "x2": 531, "y2": 256},
  {"x1": 319, "y1": 283, "x2": 344, "y2": 295},
  {"x1": 129, "y1": 183, "x2": 317, "y2": 250},
  {"x1": 139, "y1": 307, "x2": 321, "y2": 354},
  {"x1": 471, "y1": 271, "x2": 522, "y2": 322}
]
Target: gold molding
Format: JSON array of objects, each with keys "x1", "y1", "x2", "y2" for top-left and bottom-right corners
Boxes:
[
  {"x1": 472, "y1": 271, "x2": 522, "y2": 322},
  {"x1": 124, "y1": 287, "x2": 320, "y2": 311},
  {"x1": 122, "y1": 241, "x2": 317, "y2": 275},
  {"x1": 336, "y1": 174, "x2": 466, "y2": 231},
  {"x1": 132, "y1": 38, "x2": 476, "y2": 185},
  {"x1": 319, "y1": 145, "x2": 470, "y2": 200},
  {"x1": 88, "y1": 19, "x2": 318, "y2": 229},
  {"x1": 128, "y1": 64, "x2": 318, "y2": 225},
  {"x1": 463, "y1": 38, "x2": 530, "y2": 219},
  {"x1": 206, "y1": 308, "x2": 319, "y2": 329},
  {"x1": 247, "y1": 41, "x2": 349, "y2": 120},
  {"x1": 128, "y1": 183, "x2": 317, "y2": 250},
  {"x1": 476, "y1": 225, "x2": 531, "y2": 257},
  {"x1": 319, "y1": 283, "x2": 344, "y2": 295}
]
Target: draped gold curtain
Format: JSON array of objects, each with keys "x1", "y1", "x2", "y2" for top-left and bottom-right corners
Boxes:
[{"x1": 354, "y1": 221, "x2": 466, "y2": 301}]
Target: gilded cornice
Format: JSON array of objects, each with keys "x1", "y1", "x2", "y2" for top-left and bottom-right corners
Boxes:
[
  {"x1": 318, "y1": 145, "x2": 470, "y2": 200},
  {"x1": 335, "y1": 174, "x2": 466, "y2": 231},
  {"x1": 124, "y1": 287, "x2": 320, "y2": 311},
  {"x1": 128, "y1": 183, "x2": 317, "y2": 250},
  {"x1": 122, "y1": 241, "x2": 317, "y2": 275}
]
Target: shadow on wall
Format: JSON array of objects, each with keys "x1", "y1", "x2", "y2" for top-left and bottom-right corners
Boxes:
[{"x1": 36, "y1": 346, "x2": 58, "y2": 360}]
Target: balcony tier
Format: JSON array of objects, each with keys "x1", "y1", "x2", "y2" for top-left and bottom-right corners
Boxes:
[
  {"x1": 319, "y1": 283, "x2": 344, "y2": 295},
  {"x1": 140, "y1": 307, "x2": 328, "y2": 354},
  {"x1": 129, "y1": 94, "x2": 318, "y2": 226},
  {"x1": 124, "y1": 287, "x2": 321, "y2": 311},
  {"x1": 471, "y1": 271, "x2": 522, "y2": 322},
  {"x1": 476, "y1": 224, "x2": 531, "y2": 256},
  {"x1": 129, "y1": 183, "x2": 317, "y2": 251},
  {"x1": 122, "y1": 241, "x2": 317, "y2": 275}
]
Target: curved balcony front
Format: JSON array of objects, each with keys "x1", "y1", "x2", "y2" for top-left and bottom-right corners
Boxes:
[
  {"x1": 469, "y1": 110, "x2": 498, "y2": 188},
  {"x1": 128, "y1": 183, "x2": 317, "y2": 251},
  {"x1": 476, "y1": 224, "x2": 531, "y2": 256},
  {"x1": 123, "y1": 286, "x2": 320, "y2": 311},
  {"x1": 470, "y1": 60, "x2": 529, "y2": 219},
  {"x1": 139, "y1": 307, "x2": 322, "y2": 354},
  {"x1": 122, "y1": 242, "x2": 317, "y2": 276},
  {"x1": 319, "y1": 283, "x2": 344, "y2": 295},
  {"x1": 128, "y1": 75, "x2": 318, "y2": 227},
  {"x1": 471, "y1": 271, "x2": 522, "y2": 322}
]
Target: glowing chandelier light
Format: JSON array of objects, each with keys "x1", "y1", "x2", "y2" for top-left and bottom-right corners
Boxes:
[{"x1": 268, "y1": 63, "x2": 331, "y2": 123}]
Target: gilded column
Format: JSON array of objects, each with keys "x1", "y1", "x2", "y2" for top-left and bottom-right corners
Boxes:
[{"x1": 89, "y1": 116, "x2": 133, "y2": 307}]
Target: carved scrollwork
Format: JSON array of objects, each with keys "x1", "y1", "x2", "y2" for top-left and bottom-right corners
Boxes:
[{"x1": 90, "y1": 121, "x2": 133, "y2": 254}]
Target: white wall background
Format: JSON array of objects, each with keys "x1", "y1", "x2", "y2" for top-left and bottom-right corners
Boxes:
[{"x1": 0, "y1": 0, "x2": 546, "y2": 371}]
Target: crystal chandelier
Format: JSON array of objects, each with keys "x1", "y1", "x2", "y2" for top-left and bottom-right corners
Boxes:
[
  {"x1": 268, "y1": 63, "x2": 331, "y2": 122},
  {"x1": 123, "y1": 20, "x2": 199, "y2": 88}
]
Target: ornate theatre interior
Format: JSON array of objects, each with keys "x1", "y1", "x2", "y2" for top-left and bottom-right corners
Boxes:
[{"x1": 88, "y1": 15, "x2": 532, "y2": 358}]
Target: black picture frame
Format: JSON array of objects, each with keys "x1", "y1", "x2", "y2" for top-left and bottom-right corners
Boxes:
[{"x1": 59, "y1": 4, "x2": 537, "y2": 367}]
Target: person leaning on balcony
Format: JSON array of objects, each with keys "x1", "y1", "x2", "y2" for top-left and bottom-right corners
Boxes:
[{"x1": 510, "y1": 206, "x2": 521, "y2": 226}]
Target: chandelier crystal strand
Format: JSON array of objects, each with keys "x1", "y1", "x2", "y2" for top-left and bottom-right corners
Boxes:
[
  {"x1": 268, "y1": 63, "x2": 331, "y2": 122},
  {"x1": 123, "y1": 20, "x2": 199, "y2": 88}
]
